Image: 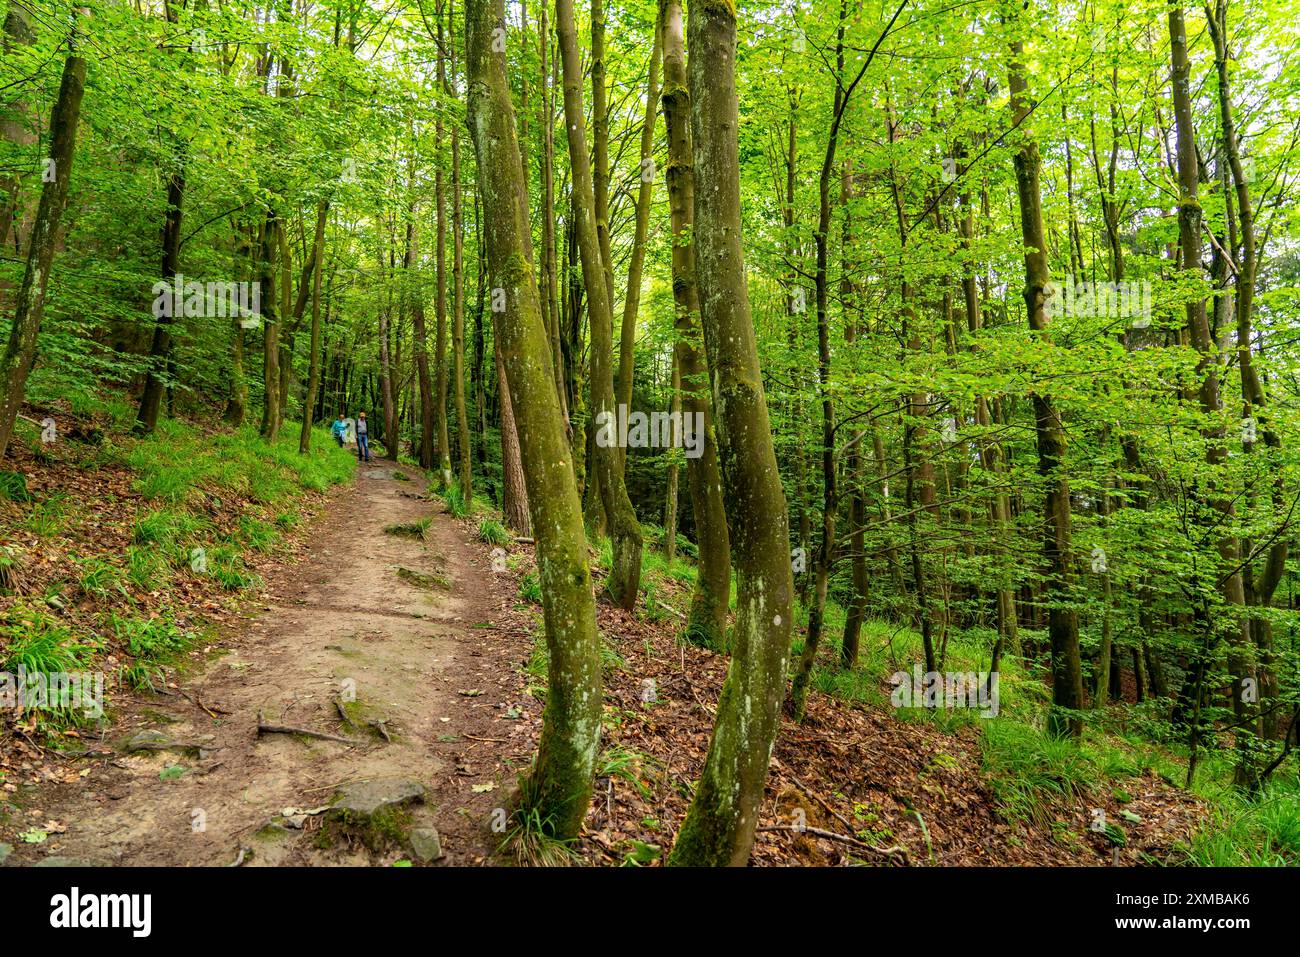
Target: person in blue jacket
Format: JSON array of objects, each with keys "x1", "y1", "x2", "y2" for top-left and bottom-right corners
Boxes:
[{"x1": 330, "y1": 414, "x2": 347, "y2": 447}]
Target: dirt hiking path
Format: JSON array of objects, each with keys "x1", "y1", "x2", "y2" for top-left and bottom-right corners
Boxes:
[{"x1": 5, "y1": 462, "x2": 533, "y2": 867}]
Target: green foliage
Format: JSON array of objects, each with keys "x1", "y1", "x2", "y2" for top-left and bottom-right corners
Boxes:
[
  {"x1": 440, "y1": 480, "x2": 471, "y2": 518},
  {"x1": 0, "y1": 471, "x2": 33, "y2": 503},
  {"x1": 0, "y1": 603, "x2": 94, "y2": 676},
  {"x1": 496, "y1": 791, "x2": 582, "y2": 867},
  {"x1": 477, "y1": 518, "x2": 511, "y2": 547},
  {"x1": 76, "y1": 556, "x2": 126, "y2": 600},
  {"x1": 981, "y1": 721, "x2": 1095, "y2": 829},
  {"x1": 25, "y1": 493, "x2": 69, "y2": 538},
  {"x1": 597, "y1": 745, "x2": 654, "y2": 799},
  {"x1": 108, "y1": 611, "x2": 190, "y2": 661},
  {"x1": 518, "y1": 571, "x2": 542, "y2": 605},
  {"x1": 1184, "y1": 785, "x2": 1300, "y2": 866}
]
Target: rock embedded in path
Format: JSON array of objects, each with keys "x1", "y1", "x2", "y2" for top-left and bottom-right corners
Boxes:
[
  {"x1": 331, "y1": 778, "x2": 426, "y2": 817},
  {"x1": 123, "y1": 729, "x2": 173, "y2": 752},
  {"x1": 121, "y1": 728, "x2": 217, "y2": 758},
  {"x1": 408, "y1": 827, "x2": 443, "y2": 862}
]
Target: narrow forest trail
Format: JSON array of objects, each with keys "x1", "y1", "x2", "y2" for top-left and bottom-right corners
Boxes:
[{"x1": 5, "y1": 463, "x2": 531, "y2": 867}]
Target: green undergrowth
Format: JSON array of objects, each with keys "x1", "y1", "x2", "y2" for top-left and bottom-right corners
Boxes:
[
  {"x1": 576, "y1": 526, "x2": 1299, "y2": 866},
  {"x1": 1, "y1": 399, "x2": 356, "y2": 733},
  {"x1": 434, "y1": 477, "x2": 493, "y2": 519}
]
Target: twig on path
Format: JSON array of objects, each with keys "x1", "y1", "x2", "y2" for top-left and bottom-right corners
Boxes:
[
  {"x1": 229, "y1": 846, "x2": 250, "y2": 867},
  {"x1": 57, "y1": 747, "x2": 116, "y2": 760},
  {"x1": 462, "y1": 734, "x2": 508, "y2": 743},
  {"x1": 256, "y1": 711, "x2": 360, "y2": 746},
  {"x1": 334, "y1": 698, "x2": 355, "y2": 729},
  {"x1": 368, "y1": 718, "x2": 392, "y2": 743},
  {"x1": 179, "y1": 688, "x2": 227, "y2": 718},
  {"x1": 756, "y1": 824, "x2": 911, "y2": 865},
  {"x1": 787, "y1": 774, "x2": 856, "y2": 834}
]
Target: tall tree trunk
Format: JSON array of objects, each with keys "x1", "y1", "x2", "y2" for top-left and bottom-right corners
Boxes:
[
  {"x1": 298, "y1": 201, "x2": 329, "y2": 453},
  {"x1": 137, "y1": 173, "x2": 185, "y2": 432},
  {"x1": 615, "y1": 25, "x2": 663, "y2": 449},
  {"x1": 556, "y1": 0, "x2": 643, "y2": 609},
  {"x1": 223, "y1": 223, "x2": 255, "y2": 426},
  {"x1": 780, "y1": 99, "x2": 812, "y2": 600},
  {"x1": 466, "y1": 0, "x2": 601, "y2": 840},
  {"x1": 137, "y1": 0, "x2": 193, "y2": 435},
  {"x1": 473, "y1": 185, "x2": 488, "y2": 468},
  {"x1": 1008, "y1": 23, "x2": 1084, "y2": 739},
  {"x1": 376, "y1": 239, "x2": 397, "y2": 459},
  {"x1": 539, "y1": 5, "x2": 567, "y2": 419},
  {"x1": 451, "y1": 7, "x2": 472, "y2": 500},
  {"x1": 0, "y1": 21, "x2": 85, "y2": 460},
  {"x1": 789, "y1": 0, "x2": 905, "y2": 714},
  {"x1": 667, "y1": 0, "x2": 794, "y2": 867},
  {"x1": 408, "y1": 207, "x2": 435, "y2": 468},
  {"x1": 840, "y1": 169, "x2": 866, "y2": 671},
  {"x1": 1208, "y1": 0, "x2": 1285, "y2": 742},
  {"x1": 590, "y1": 0, "x2": 615, "y2": 306},
  {"x1": 258, "y1": 210, "x2": 282, "y2": 442},
  {"x1": 663, "y1": 350, "x2": 680, "y2": 566},
  {"x1": 434, "y1": 2, "x2": 453, "y2": 482},
  {"x1": 0, "y1": 1, "x2": 37, "y2": 259},
  {"x1": 1168, "y1": 1, "x2": 1256, "y2": 788},
  {"x1": 497, "y1": 340, "x2": 531, "y2": 534},
  {"x1": 658, "y1": 0, "x2": 730, "y2": 649}
]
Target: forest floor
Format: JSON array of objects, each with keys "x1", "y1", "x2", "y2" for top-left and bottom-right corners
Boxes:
[
  {"x1": 0, "y1": 419, "x2": 1208, "y2": 866},
  {"x1": 1, "y1": 458, "x2": 534, "y2": 865}
]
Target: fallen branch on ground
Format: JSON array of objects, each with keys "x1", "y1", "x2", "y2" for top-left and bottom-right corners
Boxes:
[
  {"x1": 257, "y1": 711, "x2": 360, "y2": 746},
  {"x1": 756, "y1": 824, "x2": 911, "y2": 864},
  {"x1": 179, "y1": 688, "x2": 228, "y2": 717}
]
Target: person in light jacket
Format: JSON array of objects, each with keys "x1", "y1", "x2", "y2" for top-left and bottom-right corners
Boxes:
[{"x1": 355, "y1": 411, "x2": 370, "y2": 462}]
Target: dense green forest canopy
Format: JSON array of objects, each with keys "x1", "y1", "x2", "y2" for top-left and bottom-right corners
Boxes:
[{"x1": 3, "y1": 0, "x2": 1300, "y2": 866}]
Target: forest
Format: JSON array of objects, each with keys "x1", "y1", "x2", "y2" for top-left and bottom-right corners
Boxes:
[{"x1": 0, "y1": 0, "x2": 1298, "y2": 871}]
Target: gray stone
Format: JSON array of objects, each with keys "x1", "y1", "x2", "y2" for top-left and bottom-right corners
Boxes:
[
  {"x1": 122, "y1": 729, "x2": 174, "y2": 752},
  {"x1": 408, "y1": 827, "x2": 443, "y2": 862},
  {"x1": 122, "y1": 729, "x2": 216, "y2": 757},
  {"x1": 0, "y1": 843, "x2": 11, "y2": 865},
  {"x1": 332, "y1": 778, "x2": 425, "y2": 817}
]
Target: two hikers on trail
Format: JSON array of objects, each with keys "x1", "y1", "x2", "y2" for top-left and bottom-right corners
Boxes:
[{"x1": 330, "y1": 413, "x2": 369, "y2": 463}]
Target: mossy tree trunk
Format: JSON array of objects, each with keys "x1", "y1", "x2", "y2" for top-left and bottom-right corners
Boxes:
[
  {"x1": 0, "y1": 19, "x2": 85, "y2": 460},
  {"x1": 615, "y1": 21, "x2": 662, "y2": 454},
  {"x1": 434, "y1": 0, "x2": 453, "y2": 483},
  {"x1": 658, "y1": 0, "x2": 730, "y2": 649},
  {"x1": 667, "y1": 0, "x2": 794, "y2": 867},
  {"x1": 451, "y1": 13, "x2": 472, "y2": 501},
  {"x1": 556, "y1": 0, "x2": 643, "y2": 609},
  {"x1": 466, "y1": 0, "x2": 602, "y2": 839}
]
